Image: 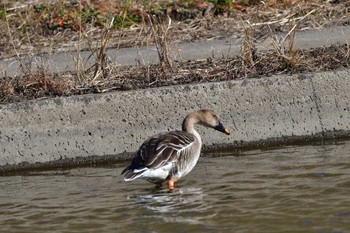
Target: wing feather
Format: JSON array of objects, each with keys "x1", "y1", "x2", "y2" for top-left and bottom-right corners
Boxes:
[{"x1": 125, "y1": 131, "x2": 195, "y2": 172}]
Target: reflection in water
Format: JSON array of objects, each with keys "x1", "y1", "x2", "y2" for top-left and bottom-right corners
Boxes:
[
  {"x1": 1, "y1": 140, "x2": 350, "y2": 233},
  {"x1": 137, "y1": 187, "x2": 204, "y2": 213},
  {"x1": 135, "y1": 187, "x2": 208, "y2": 224}
]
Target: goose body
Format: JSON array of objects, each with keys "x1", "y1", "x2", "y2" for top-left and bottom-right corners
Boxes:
[{"x1": 121, "y1": 109, "x2": 230, "y2": 189}]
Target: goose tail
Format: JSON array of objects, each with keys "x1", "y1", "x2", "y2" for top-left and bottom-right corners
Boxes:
[{"x1": 121, "y1": 167, "x2": 147, "y2": 182}]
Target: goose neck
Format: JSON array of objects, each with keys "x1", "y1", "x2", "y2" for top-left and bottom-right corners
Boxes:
[
  {"x1": 182, "y1": 117, "x2": 202, "y2": 143},
  {"x1": 182, "y1": 117, "x2": 196, "y2": 133}
]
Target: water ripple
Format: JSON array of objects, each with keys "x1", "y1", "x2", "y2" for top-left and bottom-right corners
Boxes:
[{"x1": 1, "y1": 141, "x2": 350, "y2": 232}]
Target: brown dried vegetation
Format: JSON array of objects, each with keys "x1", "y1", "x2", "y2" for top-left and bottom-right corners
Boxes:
[{"x1": 0, "y1": 0, "x2": 349, "y2": 104}]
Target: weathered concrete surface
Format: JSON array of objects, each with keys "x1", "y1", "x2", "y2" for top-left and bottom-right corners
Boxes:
[{"x1": 1, "y1": 68, "x2": 350, "y2": 172}]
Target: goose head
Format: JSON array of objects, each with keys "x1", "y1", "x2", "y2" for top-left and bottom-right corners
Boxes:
[{"x1": 183, "y1": 109, "x2": 230, "y2": 135}]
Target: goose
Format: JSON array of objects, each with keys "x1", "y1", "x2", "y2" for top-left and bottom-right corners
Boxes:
[{"x1": 121, "y1": 109, "x2": 230, "y2": 189}]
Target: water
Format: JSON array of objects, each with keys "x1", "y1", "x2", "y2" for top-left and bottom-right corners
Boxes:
[{"x1": 1, "y1": 140, "x2": 350, "y2": 233}]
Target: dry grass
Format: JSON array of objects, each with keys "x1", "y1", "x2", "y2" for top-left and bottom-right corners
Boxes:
[
  {"x1": 0, "y1": 0, "x2": 350, "y2": 103},
  {"x1": 90, "y1": 17, "x2": 115, "y2": 81},
  {"x1": 1, "y1": 0, "x2": 349, "y2": 59},
  {"x1": 268, "y1": 24, "x2": 305, "y2": 70},
  {"x1": 241, "y1": 20, "x2": 257, "y2": 76},
  {"x1": 1, "y1": 41, "x2": 349, "y2": 104},
  {"x1": 0, "y1": 64, "x2": 68, "y2": 103},
  {"x1": 148, "y1": 13, "x2": 175, "y2": 76}
]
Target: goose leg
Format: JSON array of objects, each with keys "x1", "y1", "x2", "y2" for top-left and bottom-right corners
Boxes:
[{"x1": 167, "y1": 180, "x2": 175, "y2": 190}]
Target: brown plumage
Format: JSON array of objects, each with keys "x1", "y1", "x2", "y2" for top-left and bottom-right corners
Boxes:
[{"x1": 121, "y1": 109, "x2": 230, "y2": 189}]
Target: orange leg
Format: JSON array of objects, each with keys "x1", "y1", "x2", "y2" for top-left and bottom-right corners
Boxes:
[{"x1": 167, "y1": 180, "x2": 175, "y2": 190}]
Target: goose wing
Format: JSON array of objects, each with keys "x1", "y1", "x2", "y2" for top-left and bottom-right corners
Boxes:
[
  {"x1": 121, "y1": 131, "x2": 195, "y2": 177},
  {"x1": 140, "y1": 131, "x2": 195, "y2": 168}
]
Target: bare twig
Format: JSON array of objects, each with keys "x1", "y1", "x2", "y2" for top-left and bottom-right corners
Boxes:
[
  {"x1": 147, "y1": 14, "x2": 174, "y2": 75},
  {"x1": 241, "y1": 20, "x2": 257, "y2": 76},
  {"x1": 268, "y1": 24, "x2": 303, "y2": 69},
  {"x1": 3, "y1": 0, "x2": 20, "y2": 58},
  {"x1": 76, "y1": 0, "x2": 83, "y2": 83},
  {"x1": 341, "y1": 29, "x2": 350, "y2": 62},
  {"x1": 251, "y1": 9, "x2": 317, "y2": 27},
  {"x1": 91, "y1": 17, "x2": 115, "y2": 81}
]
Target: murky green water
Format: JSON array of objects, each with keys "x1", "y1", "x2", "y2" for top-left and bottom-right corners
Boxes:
[{"x1": 1, "y1": 140, "x2": 350, "y2": 233}]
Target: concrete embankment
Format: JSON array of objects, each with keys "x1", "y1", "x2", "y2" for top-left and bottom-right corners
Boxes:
[{"x1": 1, "y1": 68, "x2": 350, "y2": 172}]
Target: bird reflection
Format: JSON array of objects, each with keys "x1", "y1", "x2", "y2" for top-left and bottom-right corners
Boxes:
[
  {"x1": 138, "y1": 187, "x2": 204, "y2": 212},
  {"x1": 130, "y1": 186, "x2": 213, "y2": 224}
]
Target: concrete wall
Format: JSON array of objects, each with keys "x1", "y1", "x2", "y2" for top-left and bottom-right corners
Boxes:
[{"x1": 1, "y1": 68, "x2": 350, "y2": 171}]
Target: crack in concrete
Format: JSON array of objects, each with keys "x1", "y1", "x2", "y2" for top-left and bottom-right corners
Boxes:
[{"x1": 309, "y1": 76, "x2": 325, "y2": 138}]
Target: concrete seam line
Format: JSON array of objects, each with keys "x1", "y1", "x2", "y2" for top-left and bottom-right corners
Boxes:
[{"x1": 309, "y1": 75, "x2": 325, "y2": 138}]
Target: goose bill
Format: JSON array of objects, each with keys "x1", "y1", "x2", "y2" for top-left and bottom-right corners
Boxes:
[{"x1": 214, "y1": 122, "x2": 230, "y2": 135}]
